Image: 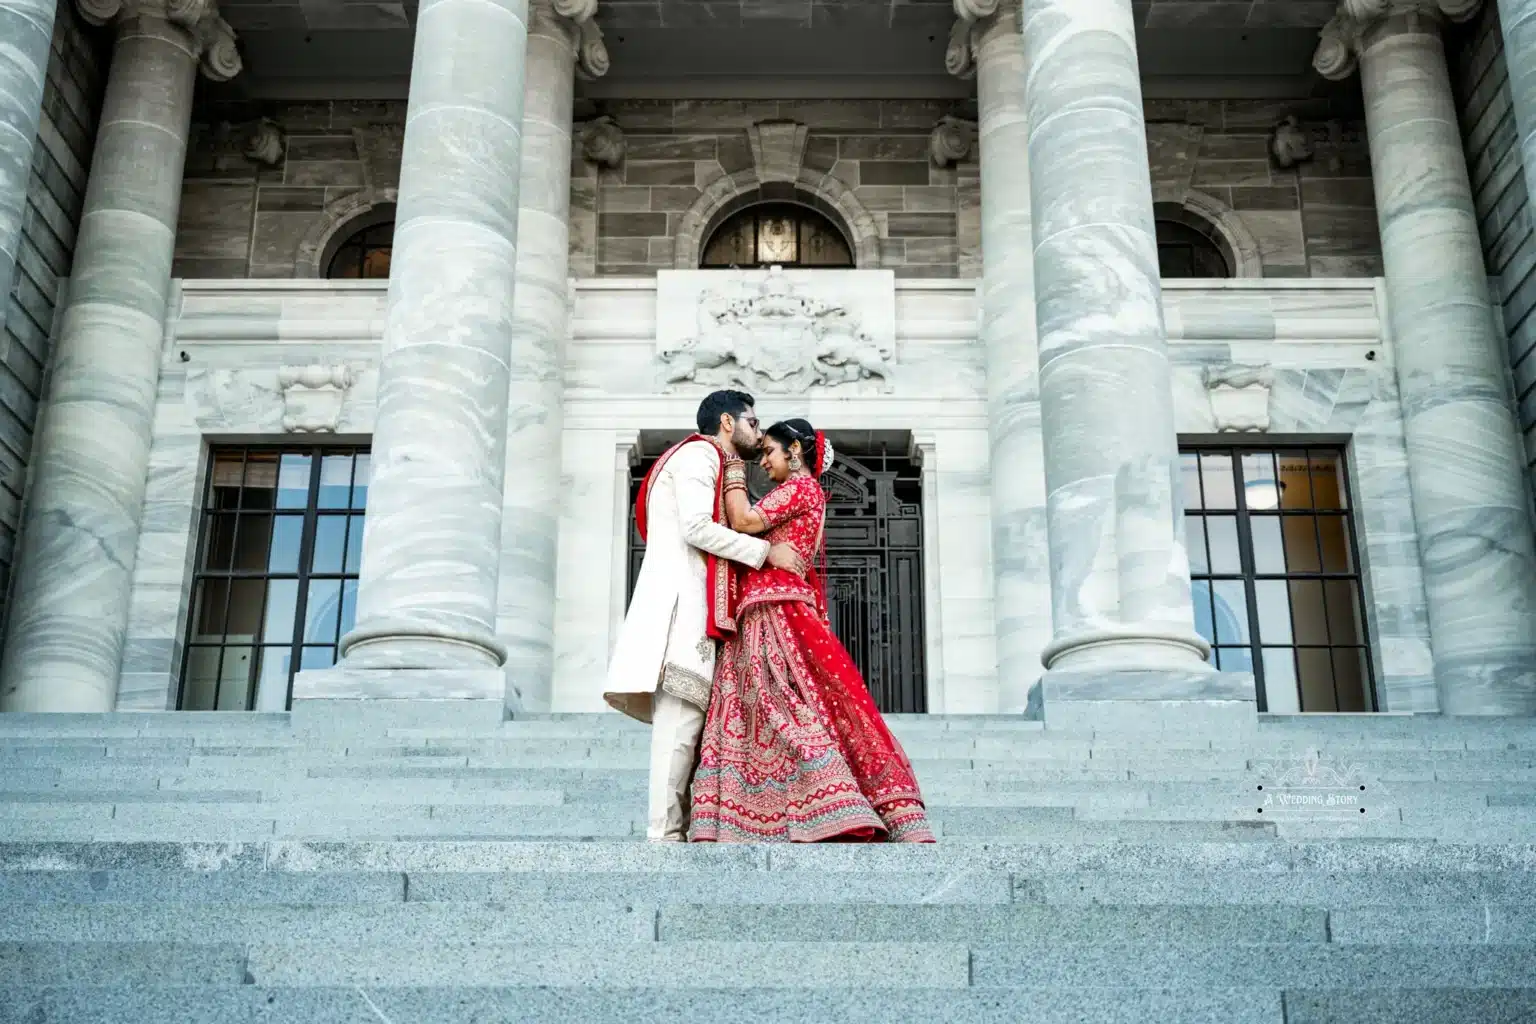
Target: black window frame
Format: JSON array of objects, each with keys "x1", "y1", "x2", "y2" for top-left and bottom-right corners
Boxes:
[
  {"x1": 177, "y1": 445, "x2": 370, "y2": 712},
  {"x1": 1181, "y1": 441, "x2": 1377, "y2": 713},
  {"x1": 699, "y1": 201, "x2": 855, "y2": 270}
]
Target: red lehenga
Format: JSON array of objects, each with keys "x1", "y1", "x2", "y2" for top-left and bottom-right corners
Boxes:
[{"x1": 689, "y1": 475, "x2": 935, "y2": 844}]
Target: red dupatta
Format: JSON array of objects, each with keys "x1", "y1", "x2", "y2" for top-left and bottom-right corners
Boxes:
[{"x1": 634, "y1": 434, "x2": 740, "y2": 639}]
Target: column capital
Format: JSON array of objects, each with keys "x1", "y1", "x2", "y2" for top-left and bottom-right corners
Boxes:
[
  {"x1": 76, "y1": 0, "x2": 241, "y2": 80},
  {"x1": 1313, "y1": 0, "x2": 1482, "y2": 79},
  {"x1": 531, "y1": 0, "x2": 610, "y2": 79},
  {"x1": 944, "y1": 0, "x2": 1020, "y2": 79}
]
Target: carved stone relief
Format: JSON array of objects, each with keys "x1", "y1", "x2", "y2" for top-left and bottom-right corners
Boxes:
[
  {"x1": 279, "y1": 363, "x2": 356, "y2": 432},
  {"x1": 655, "y1": 267, "x2": 898, "y2": 394},
  {"x1": 748, "y1": 120, "x2": 810, "y2": 184},
  {"x1": 1204, "y1": 364, "x2": 1275, "y2": 432}
]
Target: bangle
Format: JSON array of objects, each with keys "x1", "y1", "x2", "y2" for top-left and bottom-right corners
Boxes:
[
  {"x1": 723, "y1": 480, "x2": 747, "y2": 496},
  {"x1": 724, "y1": 467, "x2": 747, "y2": 483}
]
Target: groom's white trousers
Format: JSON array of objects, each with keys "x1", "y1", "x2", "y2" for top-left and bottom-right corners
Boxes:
[{"x1": 647, "y1": 689, "x2": 706, "y2": 841}]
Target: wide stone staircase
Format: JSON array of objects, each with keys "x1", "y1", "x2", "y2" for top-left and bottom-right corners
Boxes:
[{"x1": 2, "y1": 705, "x2": 1535, "y2": 1022}]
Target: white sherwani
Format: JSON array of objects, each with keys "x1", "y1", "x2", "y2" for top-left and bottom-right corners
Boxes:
[{"x1": 601, "y1": 439, "x2": 768, "y2": 840}]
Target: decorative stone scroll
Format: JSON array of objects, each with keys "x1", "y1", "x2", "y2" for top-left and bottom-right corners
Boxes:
[
  {"x1": 543, "y1": 0, "x2": 609, "y2": 79},
  {"x1": 1268, "y1": 115, "x2": 1314, "y2": 170},
  {"x1": 655, "y1": 267, "x2": 898, "y2": 394},
  {"x1": 279, "y1": 363, "x2": 356, "y2": 433},
  {"x1": 945, "y1": 0, "x2": 1015, "y2": 78},
  {"x1": 580, "y1": 115, "x2": 626, "y2": 168},
  {"x1": 1203, "y1": 364, "x2": 1275, "y2": 433},
  {"x1": 1314, "y1": 0, "x2": 1483, "y2": 80},
  {"x1": 76, "y1": 0, "x2": 242, "y2": 81},
  {"x1": 748, "y1": 120, "x2": 810, "y2": 184},
  {"x1": 930, "y1": 115, "x2": 978, "y2": 168}
]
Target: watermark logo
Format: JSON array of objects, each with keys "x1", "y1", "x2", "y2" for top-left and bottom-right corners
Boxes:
[{"x1": 1251, "y1": 752, "x2": 1380, "y2": 821}]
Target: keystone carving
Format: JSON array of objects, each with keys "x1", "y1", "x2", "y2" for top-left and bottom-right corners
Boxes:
[
  {"x1": 278, "y1": 363, "x2": 355, "y2": 433},
  {"x1": 748, "y1": 120, "x2": 811, "y2": 184},
  {"x1": 1204, "y1": 364, "x2": 1275, "y2": 433}
]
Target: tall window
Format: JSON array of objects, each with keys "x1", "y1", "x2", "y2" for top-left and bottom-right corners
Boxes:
[
  {"x1": 180, "y1": 447, "x2": 370, "y2": 711},
  {"x1": 701, "y1": 202, "x2": 853, "y2": 269},
  {"x1": 1156, "y1": 218, "x2": 1231, "y2": 278},
  {"x1": 1182, "y1": 445, "x2": 1375, "y2": 713},
  {"x1": 326, "y1": 219, "x2": 394, "y2": 279}
]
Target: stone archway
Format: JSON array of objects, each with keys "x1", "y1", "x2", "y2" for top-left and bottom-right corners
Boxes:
[
  {"x1": 672, "y1": 169, "x2": 881, "y2": 270},
  {"x1": 293, "y1": 187, "x2": 399, "y2": 279},
  {"x1": 1152, "y1": 189, "x2": 1264, "y2": 279}
]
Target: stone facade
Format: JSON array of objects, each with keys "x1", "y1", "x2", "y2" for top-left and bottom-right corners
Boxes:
[{"x1": 170, "y1": 96, "x2": 1386, "y2": 282}]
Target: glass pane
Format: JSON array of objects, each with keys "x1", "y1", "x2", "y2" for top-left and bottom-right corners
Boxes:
[
  {"x1": 1317, "y1": 515, "x2": 1354, "y2": 573},
  {"x1": 312, "y1": 516, "x2": 347, "y2": 574},
  {"x1": 214, "y1": 646, "x2": 254, "y2": 711},
  {"x1": 208, "y1": 452, "x2": 245, "y2": 509},
  {"x1": 1297, "y1": 648, "x2": 1337, "y2": 711},
  {"x1": 1332, "y1": 648, "x2": 1370, "y2": 711},
  {"x1": 351, "y1": 454, "x2": 371, "y2": 509},
  {"x1": 1277, "y1": 453, "x2": 1313, "y2": 509},
  {"x1": 276, "y1": 453, "x2": 312, "y2": 509},
  {"x1": 1262, "y1": 648, "x2": 1299, "y2": 712},
  {"x1": 230, "y1": 515, "x2": 273, "y2": 572},
  {"x1": 1325, "y1": 580, "x2": 1366, "y2": 646},
  {"x1": 1206, "y1": 516, "x2": 1241, "y2": 574},
  {"x1": 226, "y1": 579, "x2": 266, "y2": 639},
  {"x1": 269, "y1": 516, "x2": 303, "y2": 573},
  {"x1": 328, "y1": 246, "x2": 360, "y2": 279},
  {"x1": 304, "y1": 579, "x2": 342, "y2": 643},
  {"x1": 1180, "y1": 453, "x2": 1203, "y2": 510},
  {"x1": 1254, "y1": 579, "x2": 1294, "y2": 644},
  {"x1": 241, "y1": 453, "x2": 278, "y2": 509},
  {"x1": 1250, "y1": 515, "x2": 1286, "y2": 574},
  {"x1": 189, "y1": 579, "x2": 229, "y2": 639},
  {"x1": 339, "y1": 579, "x2": 359, "y2": 637},
  {"x1": 756, "y1": 211, "x2": 798, "y2": 264},
  {"x1": 261, "y1": 578, "x2": 299, "y2": 643},
  {"x1": 1216, "y1": 645, "x2": 1254, "y2": 674},
  {"x1": 181, "y1": 648, "x2": 222, "y2": 710},
  {"x1": 1309, "y1": 451, "x2": 1348, "y2": 510},
  {"x1": 318, "y1": 454, "x2": 353, "y2": 509},
  {"x1": 1288, "y1": 580, "x2": 1328, "y2": 645},
  {"x1": 199, "y1": 514, "x2": 237, "y2": 572},
  {"x1": 1282, "y1": 516, "x2": 1321, "y2": 573},
  {"x1": 1241, "y1": 452, "x2": 1282, "y2": 511},
  {"x1": 1199, "y1": 453, "x2": 1236, "y2": 509},
  {"x1": 1185, "y1": 515, "x2": 1209, "y2": 574},
  {"x1": 1211, "y1": 579, "x2": 1250, "y2": 644},
  {"x1": 1191, "y1": 579, "x2": 1215, "y2": 646},
  {"x1": 360, "y1": 247, "x2": 391, "y2": 279},
  {"x1": 301, "y1": 646, "x2": 336, "y2": 670},
  {"x1": 344, "y1": 515, "x2": 365, "y2": 574},
  {"x1": 255, "y1": 646, "x2": 293, "y2": 700}
]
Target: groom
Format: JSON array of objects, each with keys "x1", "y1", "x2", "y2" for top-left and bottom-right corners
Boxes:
[{"x1": 603, "y1": 390, "x2": 808, "y2": 841}]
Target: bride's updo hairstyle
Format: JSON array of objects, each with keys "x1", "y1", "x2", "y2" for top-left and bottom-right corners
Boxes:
[{"x1": 764, "y1": 418, "x2": 835, "y2": 477}]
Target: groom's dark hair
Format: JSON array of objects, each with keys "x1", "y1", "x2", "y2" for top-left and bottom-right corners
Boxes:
[{"x1": 696, "y1": 389, "x2": 755, "y2": 435}]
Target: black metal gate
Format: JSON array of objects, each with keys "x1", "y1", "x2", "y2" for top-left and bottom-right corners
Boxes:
[{"x1": 627, "y1": 441, "x2": 927, "y2": 714}]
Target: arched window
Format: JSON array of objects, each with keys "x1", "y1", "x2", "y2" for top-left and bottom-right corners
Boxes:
[
  {"x1": 1155, "y1": 216, "x2": 1232, "y2": 279},
  {"x1": 701, "y1": 202, "x2": 853, "y2": 269},
  {"x1": 325, "y1": 209, "x2": 395, "y2": 279}
]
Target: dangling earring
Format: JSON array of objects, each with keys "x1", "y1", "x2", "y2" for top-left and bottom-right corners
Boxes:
[{"x1": 789, "y1": 454, "x2": 802, "y2": 472}]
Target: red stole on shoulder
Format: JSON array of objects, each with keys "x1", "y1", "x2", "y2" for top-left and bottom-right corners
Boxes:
[{"x1": 634, "y1": 434, "x2": 740, "y2": 639}]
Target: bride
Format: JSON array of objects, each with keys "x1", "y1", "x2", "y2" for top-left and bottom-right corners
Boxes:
[{"x1": 688, "y1": 418, "x2": 934, "y2": 843}]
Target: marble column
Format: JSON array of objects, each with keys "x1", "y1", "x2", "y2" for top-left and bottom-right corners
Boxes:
[
  {"x1": 944, "y1": 0, "x2": 1052, "y2": 711},
  {"x1": 299, "y1": 0, "x2": 532, "y2": 704},
  {"x1": 1021, "y1": 0, "x2": 1212, "y2": 684},
  {"x1": 1316, "y1": 0, "x2": 1536, "y2": 715},
  {"x1": 0, "y1": 0, "x2": 57, "y2": 339},
  {"x1": 496, "y1": 0, "x2": 608, "y2": 710},
  {"x1": 1500, "y1": 0, "x2": 1536, "y2": 224},
  {"x1": 0, "y1": 0, "x2": 239, "y2": 713}
]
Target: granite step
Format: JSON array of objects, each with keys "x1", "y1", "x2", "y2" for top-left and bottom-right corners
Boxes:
[{"x1": 0, "y1": 984, "x2": 1294, "y2": 1024}]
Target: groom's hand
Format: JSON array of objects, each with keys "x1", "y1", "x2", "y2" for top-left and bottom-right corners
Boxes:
[{"x1": 767, "y1": 543, "x2": 809, "y2": 576}]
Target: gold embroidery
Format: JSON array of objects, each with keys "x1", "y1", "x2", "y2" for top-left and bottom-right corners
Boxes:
[
  {"x1": 661, "y1": 662, "x2": 712, "y2": 712},
  {"x1": 696, "y1": 636, "x2": 715, "y2": 661}
]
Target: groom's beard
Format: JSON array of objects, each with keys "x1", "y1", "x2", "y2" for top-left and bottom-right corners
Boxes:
[{"x1": 734, "y1": 432, "x2": 762, "y2": 458}]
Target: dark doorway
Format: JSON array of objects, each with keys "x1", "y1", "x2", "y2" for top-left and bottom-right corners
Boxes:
[{"x1": 627, "y1": 432, "x2": 927, "y2": 713}]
